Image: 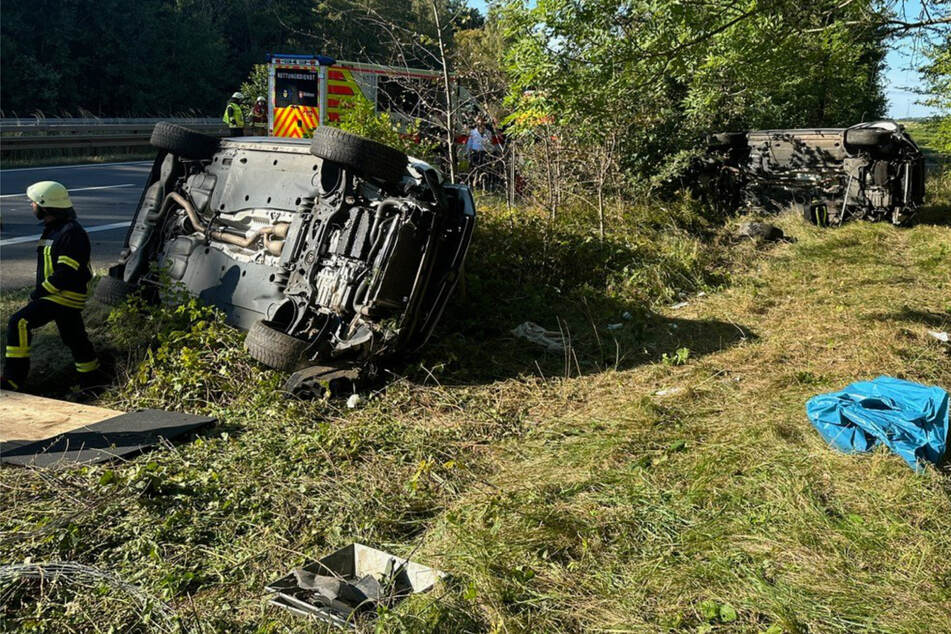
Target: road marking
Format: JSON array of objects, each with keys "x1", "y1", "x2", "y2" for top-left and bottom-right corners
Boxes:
[
  {"x1": 0, "y1": 183, "x2": 137, "y2": 199},
  {"x1": 0, "y1": 221, "x2": 130, "y2": 247},
  {"x1": 0, "y1": 160, "x2": 152, "y2": 173}
]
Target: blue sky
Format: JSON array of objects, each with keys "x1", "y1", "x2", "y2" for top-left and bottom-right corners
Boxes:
[
  {"x1": 466, "y1": 0, "x2": 945, "y2": 119},
  {"x1": 884, "y1": 0, "x2": 941, "y2": 118}
]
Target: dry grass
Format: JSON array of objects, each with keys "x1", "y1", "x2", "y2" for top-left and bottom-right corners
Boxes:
[{"x1": 0, "y1": 172, "x2": 949, "y2": 632}]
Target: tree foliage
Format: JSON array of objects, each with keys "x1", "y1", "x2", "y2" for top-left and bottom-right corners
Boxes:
[
  {"x1": 919, "y1": 36, "x2": 951, "y2": 152},
  {"x1": 500, "y1": 0, "x2": 890, "y2": 184},
  {"x1": 0, "y1": 0, "x2": 471, "y2": 117}
]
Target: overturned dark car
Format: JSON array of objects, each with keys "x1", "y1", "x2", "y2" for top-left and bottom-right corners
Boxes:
[
  {"x1": 702, "y1": 120, "x2": 926, "y2": 225},
  {"x1": 97, "y1": 123, "x2": 475, "y2": 394}
]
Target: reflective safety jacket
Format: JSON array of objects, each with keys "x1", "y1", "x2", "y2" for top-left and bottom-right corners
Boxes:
[
  {"x1": 34, "y1": 216, "x2": 93, "y2": 309},
  {"x1": 223, "y1": 102, "x2": 245, "y2": 128}
]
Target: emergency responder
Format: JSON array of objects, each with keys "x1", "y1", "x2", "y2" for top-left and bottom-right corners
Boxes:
[
  {"x1": 223, "y1": 92, "x2": 246, "y2": 136},
  {"x1": 465, "y1": 121, "x2": 490, "y2": 188},
  {"x1": 1, "y1": 182, "x2": 100, "y2": 392},
  {"x1": 251, "y1": 96, "x2": 267, "y2": 135}
]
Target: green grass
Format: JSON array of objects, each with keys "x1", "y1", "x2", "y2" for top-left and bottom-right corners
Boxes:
[
  {"x1": 1, "y1": 170, "x2": 949, "y2": 632},
  {"x1": 902, "y1": 118, "x2": 949, "y2": 171}
]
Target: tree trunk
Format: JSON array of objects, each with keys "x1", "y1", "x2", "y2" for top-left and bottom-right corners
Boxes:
[
  {"x1": 430, "y1": 1, "x2": 456, "y2": 182},
  {"x1": 597, "y1": 181, "x2": 605, "y2": 240}
]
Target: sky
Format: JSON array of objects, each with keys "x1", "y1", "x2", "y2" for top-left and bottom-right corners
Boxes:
[
  {"x1": 466, "y1": 0, "x2": 946, "y2": 119},
  {"x1": 883, "y1": 0, "x2": 942, "y2": 119}
]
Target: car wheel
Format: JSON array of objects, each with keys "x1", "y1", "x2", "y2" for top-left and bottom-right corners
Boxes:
[
  {"x1": 244, "y1": 320, "x2": 311, "y2": 371},
  {"x1": 150, "y1": 122, "x2": 219, "y2": 159},
  {"x1": 844, "y1": 128, "x2": 891, "y2": 149},
  {"x1": 93, "y1": 275, "x2": 132, "y2": 306},
  {"x1": 309, "y1": 127, "x2": 408, "y2": 185},
  {"x1": 707, "y1": 132, "x2": 747, "y2": 149}
]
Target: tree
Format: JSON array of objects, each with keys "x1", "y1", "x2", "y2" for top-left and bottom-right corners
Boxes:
[
  {"x1": 920, "y1": 39, "x2": 951, "y2": 153},
  {"x1": 497, "y1": 0, "x2": 896, "y2": 225}
]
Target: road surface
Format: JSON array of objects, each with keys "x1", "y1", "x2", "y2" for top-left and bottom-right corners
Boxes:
[{"x1": 0, "y1": 161, "x2": 153, "y2": 291}]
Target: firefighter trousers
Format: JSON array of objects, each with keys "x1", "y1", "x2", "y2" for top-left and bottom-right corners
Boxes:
[{"x1": 3, "y1": 299, "x2": 98, "y2": 388}]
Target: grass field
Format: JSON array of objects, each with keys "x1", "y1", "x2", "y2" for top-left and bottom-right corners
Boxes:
[{"x1": 1, "y1": 164, "x2": 949, "y2": 631}]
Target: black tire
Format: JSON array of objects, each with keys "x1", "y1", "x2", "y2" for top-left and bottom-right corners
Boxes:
[
  {"x1": 93, "y1": 275, "x2": 132, "y2": 306},
  {"x1": 310, "y1": 127, "x2": 408, "y2": 184},
  {"x1": 707, "y1": 132, "x2": 747, "y2": 149},
  {"x1": 245, "y1": 320, "x2": 310, "y2": 371},
  {"x1": 844, "y1": 128, "x2": 891, "y2": 149},
  {"x1": 151, "y1": 122, "x2": 219, "y2": 159}
]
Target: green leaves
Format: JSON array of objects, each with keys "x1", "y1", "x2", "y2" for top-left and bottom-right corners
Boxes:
[
  {"x1": 700, "y1": 598, "x2": 738, "y2": 623},
  {"x1": 500, "y1": 0, "x2": 890, "y2": 188}
]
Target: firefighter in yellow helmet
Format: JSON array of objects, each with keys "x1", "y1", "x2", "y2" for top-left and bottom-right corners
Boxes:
[
  {"x1": 1, "y1": 182, "x2": 100, "y2": 392},
  {"x1": 223, "y1": 91, "x2": 246, "y2": 137}
]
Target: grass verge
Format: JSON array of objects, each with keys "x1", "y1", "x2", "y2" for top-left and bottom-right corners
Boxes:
[{"x1": 0, "y1": 171, "x2": 949, "y2": 632}]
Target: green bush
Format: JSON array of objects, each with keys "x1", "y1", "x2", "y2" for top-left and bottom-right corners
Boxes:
[{"x1": 336, "y1": 98, "x2": 437, "y2": 159}]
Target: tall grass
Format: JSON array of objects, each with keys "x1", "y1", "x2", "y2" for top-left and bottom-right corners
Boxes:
[{"x1": 1, "y1": 173, "x2": 949, "y2": 631}]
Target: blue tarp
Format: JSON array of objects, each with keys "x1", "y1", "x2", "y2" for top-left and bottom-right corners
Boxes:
[{"x1": 806, "y1": 376, "x2": 949, "y2": 472}]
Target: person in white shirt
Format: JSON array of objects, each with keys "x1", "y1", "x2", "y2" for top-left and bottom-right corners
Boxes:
[{"x1": 466, "y1": 122, "x2": 489, "y2": 177}]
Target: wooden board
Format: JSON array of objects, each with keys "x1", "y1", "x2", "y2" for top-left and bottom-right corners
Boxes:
[{"x1": 0, "y1": 390, "x2": 123, "y2": 442}]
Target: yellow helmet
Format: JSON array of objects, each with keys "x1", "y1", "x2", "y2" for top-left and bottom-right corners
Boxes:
[{"x1": 27, "y1": 181, "x2": 72, "y2": 209}]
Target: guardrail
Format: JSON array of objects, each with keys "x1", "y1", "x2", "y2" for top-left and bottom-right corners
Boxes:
[{"x1": 0, "y1": 118, "x2": 229, "y2": 152}]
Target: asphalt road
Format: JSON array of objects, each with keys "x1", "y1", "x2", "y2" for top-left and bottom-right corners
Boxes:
[{"x1": 0, "y1": 160, "x2": 153, "y2": 291}]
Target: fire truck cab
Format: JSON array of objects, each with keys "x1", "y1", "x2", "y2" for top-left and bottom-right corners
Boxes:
[{"x1": 267, "y1": 53, "x2": 482, "y2": 139}]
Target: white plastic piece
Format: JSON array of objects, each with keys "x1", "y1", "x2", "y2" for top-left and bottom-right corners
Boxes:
[{"x1": 511, "y1": 321, "x2": 566, "y2": 352}]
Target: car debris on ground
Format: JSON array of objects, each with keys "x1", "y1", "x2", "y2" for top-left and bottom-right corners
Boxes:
[
  {"x1": 0, "y1": 390, "x2": 213, "y2": 467},
  {"x1": 511, "y1": 321, "x2": 567, "y2": 352},
  {"x1": 700, "y1": 120, "x2": 925, "y2": 226},
  {"x1": 734, "y1": 221, "x2": 787, "y2": 242},
  {"x1": 265, "y1": 543, "x2": 445, "y2": 629},
  {"x1": 95, "y1": 123, "x2": 475, "y2": 397},
  {"x1": 805, "y1": 376, "x2": 949, "y2": 472}
]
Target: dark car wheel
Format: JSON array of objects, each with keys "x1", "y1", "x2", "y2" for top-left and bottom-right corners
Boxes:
[
  {"x1": 844, "y1": 128, "x2": 891, "y2": 149},
  {"x1": 245, "y1": 320, "x2": 311, "y2": 371},
  {"x1": 151, "y1": 122, "x2": 219, "y2": 159},
  {"x1": 309, "y1": 127, "x2": 408, "y2": 185},
  {"x1": 93, "y1": 275, "x2": 133, "y2": 306},
  {"x1": 707, "y1": 132, "x2": 747, "y2": 149}
]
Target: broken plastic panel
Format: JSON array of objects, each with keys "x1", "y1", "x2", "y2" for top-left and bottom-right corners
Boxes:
[{"x1": 265, "y1": 542, "x2": 445, "y2": 629}]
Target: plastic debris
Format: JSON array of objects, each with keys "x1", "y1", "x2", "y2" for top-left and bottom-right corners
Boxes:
[
  {"x1": 928, "y1": 330, "x2": 949, "y2": 343},
  {"x1": 806, "y1": 376, "x2": 949, "y2": 472},
  {"x1": 346, "y1": 394, "x2": 362, "y2": 409},
  {"x1": 606, "y1": 323, "x2": 623, "y2": 331},
  {"x1": 622, "y1": 311, "x2": 633, "y2": 320},
  {"x1": 266, "y1": 543, "x2": 445, "y2": 629},
  {"x1": 511, "y1": 322, "x2": 566, "y2": 352},
  {"x1": 670, "y1": 301, "x2": 689, "y2": 310}
]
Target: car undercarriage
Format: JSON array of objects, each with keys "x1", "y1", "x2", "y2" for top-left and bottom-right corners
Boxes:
[
  {"x1": 701, "y1": 120, "x2": 926, "y2": 226},
  {"x1": 97, "y1": 123, "x2": 475, "y2": 395}
]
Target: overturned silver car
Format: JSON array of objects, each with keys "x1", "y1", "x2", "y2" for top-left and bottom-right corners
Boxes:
[
  {"x1": 97, "y1": 123, "x2": 475, "y2": 394},
  {"x1": 704, "y1": 120, "x2": 926, "y2": 225}
]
